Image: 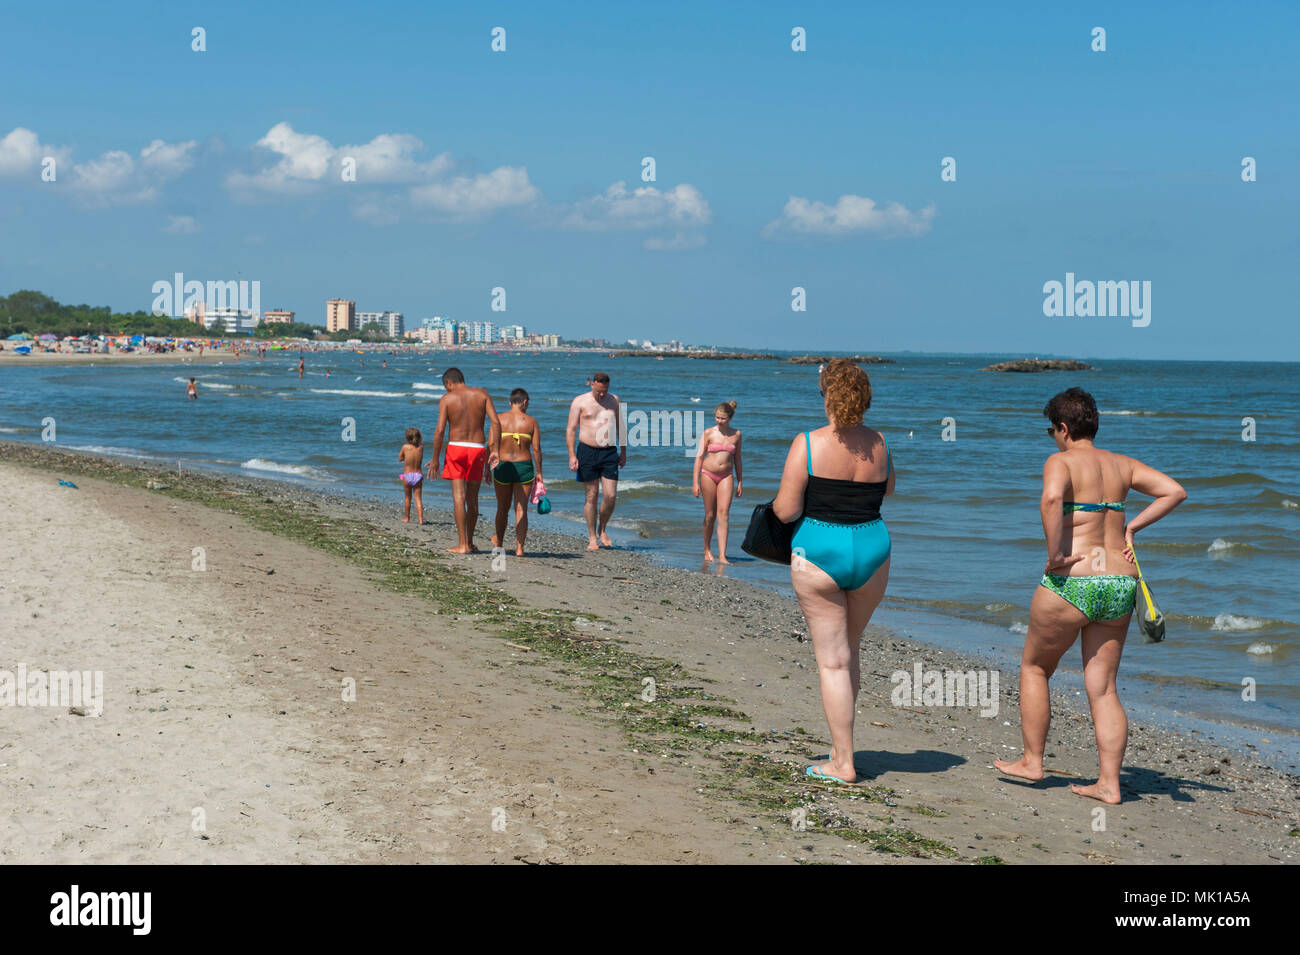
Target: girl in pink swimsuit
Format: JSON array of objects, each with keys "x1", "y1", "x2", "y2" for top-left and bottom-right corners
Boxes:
[{"x1": 692, "y1": 400, "x2": 743, "y2": 563}]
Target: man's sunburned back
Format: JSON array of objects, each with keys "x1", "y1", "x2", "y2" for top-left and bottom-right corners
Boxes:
[{"x1": 443, "y1": 386, "x2": 491, "y2": 442}]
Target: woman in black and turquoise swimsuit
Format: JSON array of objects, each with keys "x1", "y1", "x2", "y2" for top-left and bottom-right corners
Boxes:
[
  {"x1": 995, "y1": 387, "x2": 1186, "y2": 804},
  {"x1": 773, "y1": 360, "x2": 894, "y2": 785},
  {"x1": 491, "y1": 388, "x2": 543, "y2": 557}
]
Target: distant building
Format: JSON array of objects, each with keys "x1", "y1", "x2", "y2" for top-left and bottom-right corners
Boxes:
[
  {"x1": 456, "y1": 325, "x2": 470, "y2": 344},
  {"x1": 499, "y1": 324, "x2": 526, "y2": 341},
  {"x1": 541, "y1": 333, "x2": 560, "y2": 348},
  {"x1": 263, "y1": 309, "x2": 295, "y2": 324},
  {"x1": 203, "y1": 307, "x2": 259, "y2": 335},
  {"x1": 357, "y1": 310, "x2": 404, "y2": 337},
  {"x1": 465, "y1": 320, "x2": 497, "y2": 344},
  {"x1": 326, "y1": 299, "x2": 355, "y2": 333},
  {"x1": 184, "y1": 301, "x2": 206, "y2": 325}
]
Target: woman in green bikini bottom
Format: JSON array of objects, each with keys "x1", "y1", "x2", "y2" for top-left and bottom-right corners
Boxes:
[
  {"x1": 995, "y1": 388, "x2": 1186, "y2": 805},
  {"x1": 491, "y1": 388, "x2": 543, "y2": 556}
]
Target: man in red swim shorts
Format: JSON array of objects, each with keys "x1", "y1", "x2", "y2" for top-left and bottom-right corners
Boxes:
[{"x1": 429, "y1": 367, "x2": 500, "y2": 554}]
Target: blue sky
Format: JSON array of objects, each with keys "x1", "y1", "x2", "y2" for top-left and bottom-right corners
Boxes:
[{"x1": 2, "y1": 0, "x2": 1296, "y2": 359}]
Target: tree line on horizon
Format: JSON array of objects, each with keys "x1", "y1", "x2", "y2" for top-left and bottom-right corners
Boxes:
[{"x1": 0, "y1": 290, "x2": 342, "y2": 340}]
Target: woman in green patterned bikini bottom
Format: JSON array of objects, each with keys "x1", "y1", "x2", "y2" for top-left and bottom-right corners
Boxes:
[
  {"x1": 1041, "y1": 503, "x2": 1137, "y2": 621},
  {"x1": 994, "y1": 388, "x2": 1186, "y2": 806}
]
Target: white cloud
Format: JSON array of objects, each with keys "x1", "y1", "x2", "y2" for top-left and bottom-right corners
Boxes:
[
  {"x1": 0, "y1": 127, "x2": 69, "y2": 177},
  {"x1": 562, "y1": 181, "x2": 712, "y2": 231},
  {"x1": 762, "y1": 194, "x2": 936, "y2": 239},
  {"x1": 228, "y1": 124, "x2": 456, "y2": 197},
  {"x1": 225, "y1": 122, "x2": 333, "y2": 195},
  {"x1": 409, "y1": 166, "x2": 540, "y2": 217},
  {"x1": 163, "y1": 214, "x2": 199, "y2": 234},
  {"x1": 140, "y1": 139, "x2": 197, "y2": 177},
  {"x1": 340, "y1": 133, "x2": 452, "y2": 183},
  {"x1": 68, "y1": 138, "x2": 196, "y2": 206}
]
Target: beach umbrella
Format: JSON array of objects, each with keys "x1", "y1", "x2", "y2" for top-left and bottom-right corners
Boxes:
[
  {"x1": 38, "y1": 333, "x2": 58, "y2": 340},
  {"x1": 7, "y1": 333, "x2": 31, "y2": 340}
]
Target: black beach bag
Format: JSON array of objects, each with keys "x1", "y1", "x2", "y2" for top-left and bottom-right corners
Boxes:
[{"x1": 741, "y1": 502, "x2": 795, "y2": 564}]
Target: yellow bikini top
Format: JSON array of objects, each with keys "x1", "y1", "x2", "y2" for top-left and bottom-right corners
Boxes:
[{"x1": 502, "y1": 431, "x2": 531, "y2": 443}]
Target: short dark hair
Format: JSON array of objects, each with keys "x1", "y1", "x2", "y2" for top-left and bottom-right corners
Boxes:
[
  {"x1": 592, "y1": 372, "x2": 610, "y2": 385},
  {"x1": 510, "y1": 388, "x2": 529, "y2": 405},
  {"x1": 441, "y1": 367, "x2": 464, "y2": 385},
  {"x1": 1043, "y1": 387, "x2": 1099, "y2": 440}
]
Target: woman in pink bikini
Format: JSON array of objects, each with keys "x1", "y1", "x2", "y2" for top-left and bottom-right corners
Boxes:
[{"x1": 692, "y1": 400, "x2": 743, "y2": 563}]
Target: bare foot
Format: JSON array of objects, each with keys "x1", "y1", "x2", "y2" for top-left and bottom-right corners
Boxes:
[
  {"x1": 599, "y1": 531, "x2": 613, "y2": 547},
  {"x1": 586, "y1": 539, "x2": 600, "y2": 551},
  {"x1": 402, "y1": 517, "x2": 410, "y2": 523},
  {"x1": 703, "y1": 551, "x2": 714, "y2": 562},
  {"x1": 1070, "y1": 781, "x2": 1121, "y2": 804},
  {"x1": 490, "y1": 534, "x2": 500, "y2": 548},
  {"x1": 717, "y1": 556, "x2": 730, "y2": 565},
  {"x1": 993, "y1": 756, "x2": 1044, "y2": 781},
  {"x1": 467, "y1": 544, "x2": 481, "y2": 554},
  {"x1": 515, "y1": 545, "x2": 525, "y2": 557},
  {"x1": 445, "y1": 545, "x2": 473, "y2": 555}
]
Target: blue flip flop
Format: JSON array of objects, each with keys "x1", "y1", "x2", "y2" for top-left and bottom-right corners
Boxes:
[
  {"x1": 805, "y1": 765, "x2": 856, "y2": 785},
  {"x1": 58, "y1": 480, "x2": 78, "y2": 489}
]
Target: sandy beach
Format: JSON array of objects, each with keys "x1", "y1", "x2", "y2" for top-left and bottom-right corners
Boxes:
[
  {"x1": 0, "y1": 349, "x2": 282, "y2": 367},
  {"x1": 1, "y1": 440, "x2": 1295, "y2": 865}
]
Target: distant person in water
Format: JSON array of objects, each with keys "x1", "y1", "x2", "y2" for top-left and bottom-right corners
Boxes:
[
  {"x1": 186, "y1": 377, "x2": 197, "y2": 400},
  {"x1": 429, "y1": 367, "x2": 500, "y2": 553},
  {"x1": 398, "y1": 428, "x2": 425, "y2": 524},
  {"x1": 491, "y1": 388, "x2": 543, "y2": 556},
  {"x1": 994, "y1": 387, "x2": 1186, "y2": 804},
  {"x1": 692, "y1": 400, "x2": 742, "y2": 563},
  {"x1": 298, "y1": 356, "x2": 304, "y2": 378},
  {"x1": 566, "y1": 372, "x2": 624, "y2": 550}
]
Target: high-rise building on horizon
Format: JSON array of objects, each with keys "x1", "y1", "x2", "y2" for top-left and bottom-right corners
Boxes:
[
  {"x1": 357, "y1": 310, "x2": 404, "y2": 337},
  {"x1": 326, "y1": 299, "x2": 355, "y2": 333},
  {"x1": 263, "y1": 309, "x2": 295, "y2": 324},
  {"x1": 203, "y1": 307, "x2": 259, "y2": 335}
]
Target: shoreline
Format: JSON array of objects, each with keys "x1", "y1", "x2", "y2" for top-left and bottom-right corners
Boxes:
[{"x1": 2, "y1": 438, "x2": 1295, "y2": 864}]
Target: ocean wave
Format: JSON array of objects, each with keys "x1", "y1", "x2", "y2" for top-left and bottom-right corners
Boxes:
[
  {"x1": 1207, "y1": 538, "x2": 1249, "y2": 556},
  {"x1": 68, "y1": 444, "x2": 156, "y2": 460},
  {"x1": 240, "y1": 458, "x2": 328, "y2": 478},
  {"x1": 1246, "y1": 642, "x2": 1275, "y2": 655},
  {"x1": 985, "y1": 602, "x2": 1014, "y2": 612},
  {"x1": 308, "y1": 388, "x2": 412, "y2": 398},
  {"x1": 1008, "y1": 621, "x2": 1029, "y2": 634},
  {"x1": 1211, "y1": 613, "x2": 1265, "y2": 632},
  {"x1": 412, "y1": 382, "x2": 446, "y2": 391},
  {"x1": 618, "y1": 479, "x2": 685, "y2": 492},
  {"x1": 1283, "y1": 499, "x2": 1298, "y2": 510},
  {"x1": 1184, "y1": 472, "x2": 1273, "y2": 489},
  {"x1": 0, "y1": 426, "x2": 21, "y2": 433},
  {"x1": 173, "y1": 376, "x2": 235, "y2": 389}
]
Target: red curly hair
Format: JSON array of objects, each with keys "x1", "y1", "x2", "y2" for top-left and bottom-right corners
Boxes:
[{"x1": 820, "y1": 360, "x2": 872, "y2": 428}]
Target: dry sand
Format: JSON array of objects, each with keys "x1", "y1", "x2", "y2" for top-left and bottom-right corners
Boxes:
[{"x1": 1, "y1": 451, "x2": 1295, "y2": 864}]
